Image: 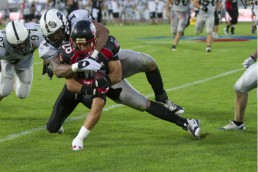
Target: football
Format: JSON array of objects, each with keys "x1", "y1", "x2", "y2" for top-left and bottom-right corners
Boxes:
[{"x1": 94, "y1": 71, "x2": 106, "y2": 80}]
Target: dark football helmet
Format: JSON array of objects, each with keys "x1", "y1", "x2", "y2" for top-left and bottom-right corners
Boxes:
[{"x1": 70, "y1": 20, "x2": 97, "y2": 55}]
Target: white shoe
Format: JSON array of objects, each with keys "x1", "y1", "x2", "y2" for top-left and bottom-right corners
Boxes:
[
  {"x1": 187, "y1": 119, "x2": 201, "y2": 138},
  {"x1": 212, "y1": 32, "x2": 219, "y2": 39},
  {"x1": 221, "y1": 121, "x2": 246, "y2": 130},
  {"x1": 206, "y1": 47, "x2": 211, "y2": 52},
  {"x1": 224, "y1": 28, "x2": 229, "y2": 35},
  {"x1": 72, "y1": 137, "x2": 84, "y2": 151}
]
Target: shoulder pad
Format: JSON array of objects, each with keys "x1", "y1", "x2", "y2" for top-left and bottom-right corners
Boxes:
[
  {"x1": 68, "y1": 9, "x2": 92, "y2": 26},
  {"x1": 39, "y1": 40, "x2": 59, "y2": 61}
]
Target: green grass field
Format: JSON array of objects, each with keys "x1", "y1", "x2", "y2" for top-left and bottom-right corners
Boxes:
[{"x1": 0, "y1": 22, "x2": 257, "y2": 172}]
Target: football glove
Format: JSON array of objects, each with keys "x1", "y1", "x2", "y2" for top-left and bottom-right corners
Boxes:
[
  {"x1": 80, "y1": 85, "x2": 93, "y2": 97},
  {"x1": 242, "y1": 56, "x2": 256, "y2": 68},
  {"x1": 71, "y1": 58, "x2": 101, "y2": 72},
  {"x1": 92, "y1": 75, "x2": 111, "y2": 96},
  {"x1": 42, "y1": 63, "x2": 53, "y2": 80},
  {"x1": 201, "y1": 5, "x2": 208, "y2": 12}
]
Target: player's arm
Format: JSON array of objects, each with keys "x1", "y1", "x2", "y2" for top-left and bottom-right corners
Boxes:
[
  {"x1": 107, "y1": 60, "x2": 122, "y2": 85},
  {"x1": 192, "y1": 0, "x2": 201, "y2": 8},
  {"x1": 48, "y1": 55, "x2": 75, "y2": 78},
  {"x1": 91, "y1": 20, "x2": 109, "y2": 58},
  {"x1": 165, "y1": 0, "x2": 172, "y2": 18}
]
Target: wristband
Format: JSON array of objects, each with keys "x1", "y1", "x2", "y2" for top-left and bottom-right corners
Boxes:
[
  {"x1": 250, "y1": 55, "x2": 256, "y2": 61},
  {"x1": 91, "y1": 49, "x2": 99, "y2": 59},
  {"x1": 71, "y1": 63, "x2": 78, "y2": 72}
]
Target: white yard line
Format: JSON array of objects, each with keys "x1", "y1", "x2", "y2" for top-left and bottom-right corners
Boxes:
[{"x1": 0, "y1": 68, "x2": 244, "y2": 143}]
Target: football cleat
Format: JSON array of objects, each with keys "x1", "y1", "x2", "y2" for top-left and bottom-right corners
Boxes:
[
  {"x1": 221, "y1": 121, "x2": 246, "y2": 130},
  {"x1": 171, "y1": 45, "x2": 177, "y2": 51},
  {"x1": 187, "y1": 119, "x2": 201, "y2": 138},
  {"x1": 72, "y1": 137, "x2": 84, "y2": 151},
  {"x1": 206, "y1": 47, "x2": 211, "y2": 52},
  {"x1": 224, "y1": 28, "x2": 229, "y2": 35},
  {"x1": 160, "y1": 99, "x2": 185, "y2": 115},
  {"x1": 212, "y1": 32, "x2": 219, "y2": 39}
]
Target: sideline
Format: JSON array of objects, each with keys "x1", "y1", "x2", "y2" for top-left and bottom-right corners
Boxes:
[{"x1": 0, "y1": 68, "x2": 244, "y2": 143}]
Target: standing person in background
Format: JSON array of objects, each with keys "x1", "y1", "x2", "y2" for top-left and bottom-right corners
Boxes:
[
  {"x1": 212, "y1": 1, "x2": 222, "y2": 38},
  {"x1": 193, "y1": 0, "x2": 221, "y2": 52},
  {"x1": 166, "y1": 0, "x2": 191, "y2": 51},
  {"x1": 89, "y1": 0, "x2": 104, "y2": 23},
  {"x1": 148, "y1": 0, "x2": 157, "y2": 25},
  {"x1": 157, "y1": 0, "x2": 166, "y2": 24},
  {"x1": 224, "y1": 0, "x2": 238, "y2": 35},
  {"x1": 66, "y1": 0, "x2": 79, "y2": 15},
  {"x1": 222, "y1": 49, "x2": 257, "y2": 130},
  {"x1": 47, "y1": 0, "x2": 68, "y2": 16},
  {"x1": 137, "y1": 0, "x2": 147, "y2": 25},
  {"x1": 111, "y1": 0, "x2": 121, "y2": 25}
]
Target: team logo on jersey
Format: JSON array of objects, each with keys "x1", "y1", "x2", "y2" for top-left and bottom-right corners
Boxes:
[{"x1": 48, "y1": 21, "x2": 57, "y2": 28}]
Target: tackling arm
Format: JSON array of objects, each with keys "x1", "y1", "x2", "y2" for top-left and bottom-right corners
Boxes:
[{"x1": 91, "y1": 20, "x2": 109, "y2": 58}]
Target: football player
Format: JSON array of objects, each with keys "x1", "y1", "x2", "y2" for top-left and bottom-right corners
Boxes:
[
  {"x1": 0, "y1": 20, "x2": 43, "y2": 101},
  {"x1": 59, "y1": 20, "x2": 201, "y2": 150},
  {"x1": 193, "y1": 0, "x2": 221, "y2": 52},
  {"x1": 39, "y1": 9, "x2": 184, "y2": 116},
  {"x1": 222, "y1": 50, "x2": 257, "y2": 130},
  {"x1": 224, "y1": 0, "x2": 239, "y2": 35},
  {"x1": 165, "y1": 0, "x2": 191, "y2": 51}
]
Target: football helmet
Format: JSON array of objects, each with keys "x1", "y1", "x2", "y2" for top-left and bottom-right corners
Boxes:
[
  {"x1": 40, "y1": 9, "x2": 69, "y2": 47},
  {"x1": 6, "y1": 20, "x2": 30, "y2": 54},
  {"x1": 70, "y1": 20, "x2": 97, "y2": 55}
]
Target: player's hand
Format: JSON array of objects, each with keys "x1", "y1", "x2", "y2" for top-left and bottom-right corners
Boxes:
[
  {"x1": 42, "y1": 63, "x2": 53, "y2": 80},
  {"x1": 201, "y1": 5, "x2": 208, "y2": 12},
  {"x1": 242, "y1": 56, "x2": 256, "y2": 68},
  {"x1": 72, "y1": 58, "x2": 101, "y2": 72},
  {"x1": 92, "y1": 76, "x2": 111, "y2": 96}
]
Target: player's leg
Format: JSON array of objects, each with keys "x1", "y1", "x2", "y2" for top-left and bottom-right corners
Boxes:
[
  {"x1": 0, "y1": 60, "x2": 14, "y2": 101},
  {"x1": 46, "y1": 85, "x2": 81, "y2": 133},
  {"x1": 222, "y1": 63, "x2": 257, "y2": 130},
  {"x1": 14, "y1": 66, "x2": 33, "y2": 99},
  {"x1": 107, "y1": 79, "x2": 200, "y2": 138},
  {"x1": 172, "y1": 11, "x2": 189, "y2": 50},
  {"x1": 205, "y1": 15, "x2": 215, "y2": 52},
  {"x1": 119, "y1": 50, "x2": 184, "y2": 114}
]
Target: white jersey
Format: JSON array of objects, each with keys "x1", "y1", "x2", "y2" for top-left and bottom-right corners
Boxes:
[
  {"x1": 0, "y1": 22, "x2": 43, "y2": 70},
  {"x1": 198, "y1": 0, "x2": 217, "y2": 15},
  {"x1": 172, "y1": 0, "x2": 190, "y2": 12},
  {"x1": 39, "y1": 9, "x2": 92, "y2": 61}
]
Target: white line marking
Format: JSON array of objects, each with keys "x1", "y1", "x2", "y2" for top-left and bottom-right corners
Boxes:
[{"x1": 0, "y1": 68, "x2": 244, "y2": 143}]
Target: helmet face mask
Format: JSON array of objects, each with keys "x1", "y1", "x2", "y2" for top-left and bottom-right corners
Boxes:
[
  {"x1": 40, "y1": 9, "x2": 69, "y2": 47},
  {"x1": 6, "y1": 20, "x2": 31, "y2": 55},
  {"x1": 70, "y1": 20, "x2": 97, "y2": 56}
]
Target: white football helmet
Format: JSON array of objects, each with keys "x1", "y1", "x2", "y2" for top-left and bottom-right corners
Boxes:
[
  {"x1": 6, "y1": 20, "x2": 30, "y2": 54},
  {"x1": 40, "y1": 9, "x2": 69, "y2": 47}
]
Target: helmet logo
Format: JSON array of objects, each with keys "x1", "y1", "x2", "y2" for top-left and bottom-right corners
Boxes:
[{"x1": 48, "y1": 21, "x2": 57, "y2": 28}]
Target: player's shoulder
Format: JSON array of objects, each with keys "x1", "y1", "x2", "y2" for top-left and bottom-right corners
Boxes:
[
  {"x1": 39, "y1": 40, "x2": 59, "y2": 61},
  {"x1": 101, "y1": 35, "x2": 120, "y2": 59}
]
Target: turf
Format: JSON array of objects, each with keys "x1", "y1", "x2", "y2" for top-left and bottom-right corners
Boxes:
[{"x1": 0, "y1": 22, "x2": 257, "y2": 172}]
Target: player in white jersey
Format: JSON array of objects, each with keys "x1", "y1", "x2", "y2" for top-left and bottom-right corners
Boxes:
[
  {"x1": 251, "y1": 1, "x2": 258, "y2": 34},
  {"x1": 0, "y1": 20, "x2": 43, "y2": 101},
  {"x1": 222, "y1": 49, "x2": 257, "y2": 130},
  {"x1": 193, "y1": 0, "x2": 221, "y2": 52},
  {"x1": 166, "y1": 0, "x2": 191, "y2": 51}
]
